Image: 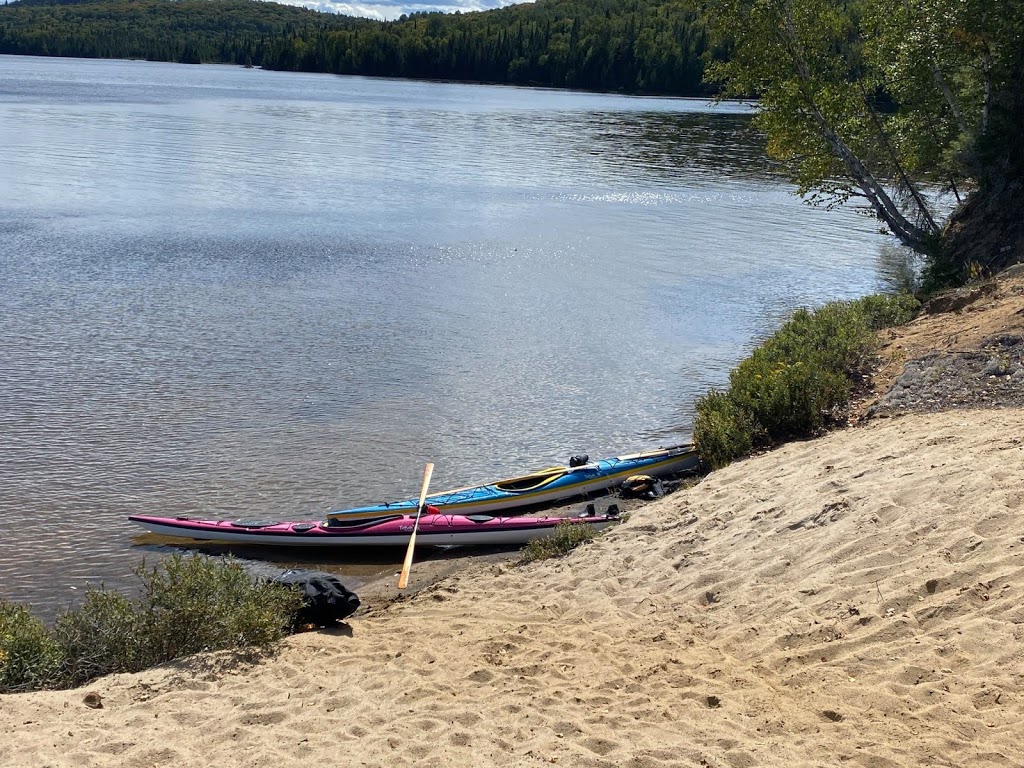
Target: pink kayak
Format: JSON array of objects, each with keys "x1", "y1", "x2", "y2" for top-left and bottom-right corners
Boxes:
[{"x1": 128, "y1": 510, "x2": 620, "y2": 547}]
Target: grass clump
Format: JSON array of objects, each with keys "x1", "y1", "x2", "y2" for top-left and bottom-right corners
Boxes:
[
  {"x1": 694, "y1": 294, "x2": 920, "y2": 470},
  {"x1": 519, "y1": 521, "x2": 598, "y2": 563},
  {"x1": 0, "y1": 555, "x2": 304, "y2": 693}
]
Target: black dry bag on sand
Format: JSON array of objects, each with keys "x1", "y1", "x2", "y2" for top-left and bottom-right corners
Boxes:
[{"x1": 271, "y1": 570, "x2": 361, "y2": 627}]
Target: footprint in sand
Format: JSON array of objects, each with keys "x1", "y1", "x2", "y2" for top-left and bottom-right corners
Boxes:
[{"x1": 579, "y1": 736, "x2": 619, "y2": 756}]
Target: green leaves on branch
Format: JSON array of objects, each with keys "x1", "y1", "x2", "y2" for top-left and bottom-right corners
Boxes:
[{"x1": 704, "y1": 0, "x2": 1024, "y2": 267}]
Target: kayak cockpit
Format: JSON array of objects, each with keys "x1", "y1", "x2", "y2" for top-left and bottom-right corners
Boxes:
[{"x1": 492, "y1": 468, "x2": 569, "y2": 493}]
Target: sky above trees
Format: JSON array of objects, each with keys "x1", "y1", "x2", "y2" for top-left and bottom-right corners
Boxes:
[{"x1": 286, "y1": 0, "x2": 524, "y2": 21}]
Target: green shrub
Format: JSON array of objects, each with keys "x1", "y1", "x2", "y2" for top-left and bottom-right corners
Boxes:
[
  {"x1": 729, "y1": 356, "x2": 852, "y2": 439},
  {"x1": 694, "y1": 293, "x2": 918, "y2": 470},
  {"x1": 136, "y1": 555, "x2": 304, "y2": 665},
  {"x1": 0, "y1": 602, "x2": 64, "y2": 692},
  {"x1": 759, "y1": 303, "x2": 877, "y2": 375},
  {"x1": 1, "y1": 556, "x2": 304, "y2": 693},
  {"x1": 921, "y1": 254, "x2": 965, "y2": 295},
  {"x1": 692, "y1": 390, "x2": 756, "y2": 470},
  {"x1": 519, "y1": 521, "x2": 598, "y2": 563},
  {"x1": 52, "y1": 590, "x2": 143, "y2": 688},
  {"x1": 853, "y1": 293, "x2": 921, "y2": 330}
]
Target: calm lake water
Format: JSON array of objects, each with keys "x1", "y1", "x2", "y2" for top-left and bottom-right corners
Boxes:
[{"x1": 0, "y1": 56, "x2": 904, "y2": 613}]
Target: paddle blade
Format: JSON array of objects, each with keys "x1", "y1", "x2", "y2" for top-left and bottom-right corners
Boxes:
[{"x1": 397, "y1": 462, "x2": 434, "y2": 590}]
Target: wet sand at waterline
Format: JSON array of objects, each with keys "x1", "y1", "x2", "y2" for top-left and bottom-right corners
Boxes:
[{"x1": 3, "y1": 408, "x2": 1022, "y2": 767}]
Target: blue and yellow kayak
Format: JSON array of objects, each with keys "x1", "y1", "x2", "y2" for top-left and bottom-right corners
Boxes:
[{"x1": 328, "y1": 444, "x2": 699, "y2": 520}]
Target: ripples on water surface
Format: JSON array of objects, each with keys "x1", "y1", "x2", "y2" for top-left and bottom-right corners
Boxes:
[{"x1": 0, "y1": 57, "x2": 906, "y2": 612}]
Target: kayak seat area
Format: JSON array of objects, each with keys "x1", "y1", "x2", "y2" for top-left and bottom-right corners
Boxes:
[
  {"x1": 493, "y1": 469, "x2": 567, "y2": 493},
  {"x1": 322, "y1": 515, "x2": 403, "y2": 529}
]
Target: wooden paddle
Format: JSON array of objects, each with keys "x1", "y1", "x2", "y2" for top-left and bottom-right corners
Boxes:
[{"x1": 397, "y1": 462, "x2": 435, "y2": 590}]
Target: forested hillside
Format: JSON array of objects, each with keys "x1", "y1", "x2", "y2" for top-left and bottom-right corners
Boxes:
[
  {"x1": 0, "y1": 0, "x2": 366, "y2": 65},
  {"x1": 0, "y1": 0, "x2": 716, "y2": 94},
  {"x1": 262, "y1": 0, "x2": 713, "y2": 94}
]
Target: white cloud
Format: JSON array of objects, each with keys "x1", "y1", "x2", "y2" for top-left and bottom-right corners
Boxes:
[{"x1": 280, "y1": 0, "x2": 529, "y2": 21}]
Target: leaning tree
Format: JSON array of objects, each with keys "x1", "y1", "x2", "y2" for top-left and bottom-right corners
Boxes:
[{"x1": 706, "y1": 0, "x2": 1024, "y2": 287}]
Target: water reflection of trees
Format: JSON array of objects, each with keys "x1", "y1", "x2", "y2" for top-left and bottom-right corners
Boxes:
[
  {"x1": 418, "y1": 107, "x2": 779, "y2": 188},
  {"x1": 576, "y1": 111, "x2": 776, "y2": 182}
]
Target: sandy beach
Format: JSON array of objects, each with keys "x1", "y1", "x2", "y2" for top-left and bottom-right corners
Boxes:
[
  {"x1": 3, "y1": 406, "x2": 1023, "y2": 767},
  {"x1": 3, "y1": 276, "x2": 1023, "y2": 767}
]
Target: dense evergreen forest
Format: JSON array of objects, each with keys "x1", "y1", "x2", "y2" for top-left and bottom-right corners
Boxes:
[{"x1": 0, "y1": 0, "x2": 716, "y2": 95}]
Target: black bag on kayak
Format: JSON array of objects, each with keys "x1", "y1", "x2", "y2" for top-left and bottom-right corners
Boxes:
[{"x1": 270, "y1": 570, "x2": 361, "y2": 627}]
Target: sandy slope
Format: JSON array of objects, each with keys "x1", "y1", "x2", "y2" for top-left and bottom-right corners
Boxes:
[{"x1": 3, "y1": 408, "x2": 1023, "y2": 768}]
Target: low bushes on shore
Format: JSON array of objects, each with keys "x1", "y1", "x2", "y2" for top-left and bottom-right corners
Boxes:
[
  {"x1": 519, "y1": 521, "x2": 598, "y2": 563},
  {"x1": 694, "y1": 294, "x2": 920, "y2": 469},
  {"x1": 0, "y1": 555, "x2": 303, "y2": 693}
]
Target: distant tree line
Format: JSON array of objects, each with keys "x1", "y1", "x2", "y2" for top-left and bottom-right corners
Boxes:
[
  {"x1": 0, "y1": 0, "x2": 719, "y2": 95},
  {"x1": 262, "y1": 0, "x2": 714, "y2": 95},
  {"x1": 0, "y1": 0, "x2": 366, "y2": 66}
]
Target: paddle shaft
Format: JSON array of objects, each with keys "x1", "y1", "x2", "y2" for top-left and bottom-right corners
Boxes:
[{"x1": 397, "y1": 462, "x2": 434, "y2": 590}]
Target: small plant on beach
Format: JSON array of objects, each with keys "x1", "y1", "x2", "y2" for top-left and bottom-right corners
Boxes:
[
  {"x1": 694, "y1": 294, "x2": 920, "y2": 470},
  {"x1": 0, "y1": 555, "x2": 304, "y2": 694},
  {"x1": 519, "y1": 521, "x2": 598, "y2": 563}
]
